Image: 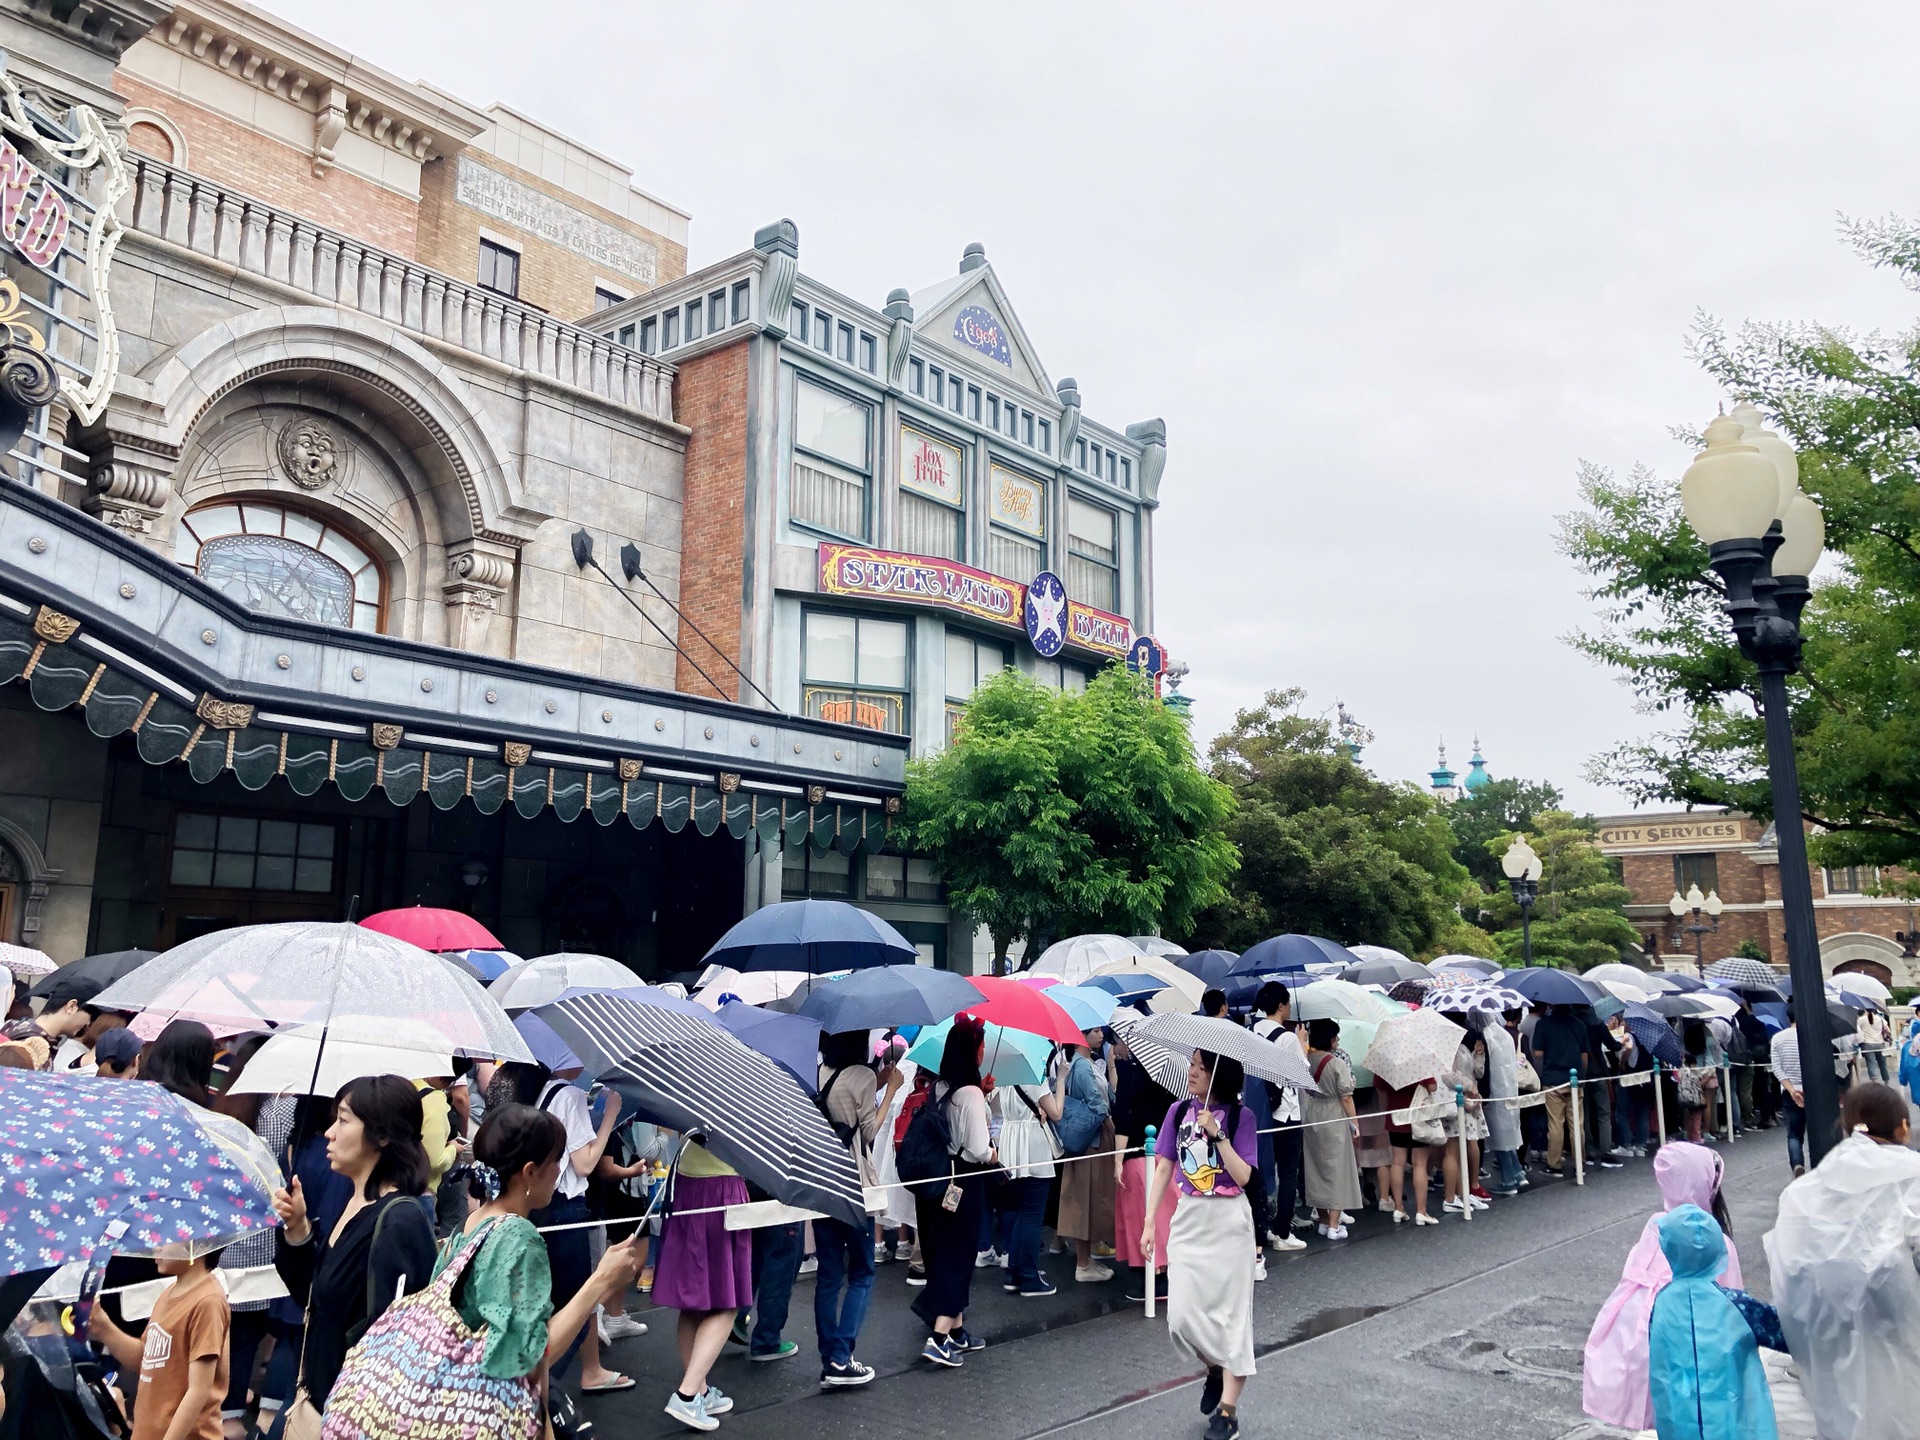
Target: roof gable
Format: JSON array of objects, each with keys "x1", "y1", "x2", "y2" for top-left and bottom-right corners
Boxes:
[{"x1": 910, "y1": 254, "x2": 1051, "y2": 399}]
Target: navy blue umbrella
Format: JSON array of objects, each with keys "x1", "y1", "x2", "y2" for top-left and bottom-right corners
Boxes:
[
  {"x1": 1660, "y1": 972, "x2": 1708, "y2": 993},
  {"x1": 1752, "y1": 1000, "x2": 1790, "y2": 1032},
  {"x1": 702, "y1": 899, "x2": 918, "y2": 974},
  {"x1": 1503, "y1": 967, "x2": 1605, "y2": 1007},
  {"x1": 1231, "y1": 934, "x2": 1357, "y2": 976},
  {"x1": 795, "y1": 963, "x2": 984, "y2": 1033},
  {"x1": 1625, "y1": 1013, "x2": 1684, "y2": 1068},
  {"x1": 711, "y1": 1001, "x2": 825, "y2": 1093},
  {"x1": 1083, "y1": 972, "x2": 1169, "y2": 1006},
  {"x1": 1175, "y1": 949, "x2": 1240, "y2": 988}
]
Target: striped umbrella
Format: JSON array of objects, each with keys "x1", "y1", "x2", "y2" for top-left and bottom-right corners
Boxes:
[
  {"x1": 1108, "y1": 1005, "x2": 1192, "y2": 1095},
  {"x1": 540, "y1": 990, "x2": 865, "y2": 1227}
]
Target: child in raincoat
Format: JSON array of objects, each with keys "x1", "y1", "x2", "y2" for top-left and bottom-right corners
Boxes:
[
  {"x1": 1897, "y1": 1016, "x2": 1920, "y2": 1106},
  {"x1": 1766, "y1": 1082, "x2": 1920, "y2": 1440},
  {"x1": 1581, "y1": 1142, "x2": 1742, "y2": 1430},
  {"x1": 1646, "y1": 1204, "x2": 1777, "y2": 1440}
]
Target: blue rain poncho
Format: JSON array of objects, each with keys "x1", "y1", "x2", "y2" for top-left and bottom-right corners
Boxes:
[{"x1": 1647, "y1": 1204, "x2": 1777, "y2": 1440}]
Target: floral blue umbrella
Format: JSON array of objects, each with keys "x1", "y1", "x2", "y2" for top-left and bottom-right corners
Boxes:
[{"x1": 0, "y1": 1070, "x2": 277, "y2": 1276}]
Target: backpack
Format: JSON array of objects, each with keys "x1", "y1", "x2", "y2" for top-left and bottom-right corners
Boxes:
[
  {"x1": 1056, "y1": 1053, "x2": 1110, "y2": 1155},
  {"x1": 895, "y1": 1082, "x2": 959, "y2": 1184},
  {"x1": 814, "y1": 1064, "x2": 861, "y2": 1149}
]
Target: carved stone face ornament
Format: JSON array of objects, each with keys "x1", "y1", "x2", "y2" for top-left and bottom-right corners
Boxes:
[{"x1": 277, "y1": 419, "x2": 343, "y2": 490}]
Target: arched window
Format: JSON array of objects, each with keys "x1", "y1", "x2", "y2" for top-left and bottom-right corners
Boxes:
[{"x1": 175, "y1": 502, "x2": 383, "y2": 632}]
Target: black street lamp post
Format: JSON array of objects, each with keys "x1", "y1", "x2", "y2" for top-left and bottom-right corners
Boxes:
[
  {"x1": 1668, "y1": 885, "x2": 1723, "y2": 977},
  {"x1": 1680, "y1": 406, "x2": 1839, "y2": 1163},
  {"x1": 1502, "y1": 837, "x2": 1543, "y2": 967}
]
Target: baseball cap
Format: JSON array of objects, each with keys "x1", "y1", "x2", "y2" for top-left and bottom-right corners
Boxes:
[{"x1": 93, "y1": 1027, "x2": 143, "y2": 1069}]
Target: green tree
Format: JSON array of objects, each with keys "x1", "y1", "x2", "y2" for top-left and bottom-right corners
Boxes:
[
  {"x1": 1479, "y1": 810, "x2": 1638, "y2": 970},
  {"x1": 1560, "y1": 215, "x2": 1920, "y2": 877},
  {"x1": 1447, "y1": 775, "x2": 1567, "y2": 891},
  {"x1": 1190, "y1": 690, "x2": 1494, "y2": 958},
  {"x1": 902, "y1": 666, "x2": 1236, "y2": 970}
]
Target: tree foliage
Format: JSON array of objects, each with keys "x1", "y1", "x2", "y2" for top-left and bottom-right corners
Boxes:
[
  {"x1": 1477, "y1": 810, "x2": 1639, "y2": 970},
  {"x1": 1447, "y1": 775, "x2": 1567, "y2": 892},
  {"x1": 1189, "y1": 690, "x2": 1494, "y2": 958},
  {"x1": 901, "y1": 666, "x2": 1237, "y2": 967},
  {"x1": 1561, "y1": 215, "x2": 1920, "y2": 879}
]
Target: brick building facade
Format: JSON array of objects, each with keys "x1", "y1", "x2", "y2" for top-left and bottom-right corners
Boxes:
[{"x1": 1596, "y1": 810, "x2": 1920, "y2": 988}]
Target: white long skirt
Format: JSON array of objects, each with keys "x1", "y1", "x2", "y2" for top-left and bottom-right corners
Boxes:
[{"x1": 1166, "y1": 1191, "x2": 1257, "y2": 1378}]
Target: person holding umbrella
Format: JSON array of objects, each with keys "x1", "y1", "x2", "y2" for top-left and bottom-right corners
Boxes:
[
  {"x1": 1141, "y1": 1049, "x2": 1259, "y2": 1440},
  {"x1": 909, "y1": 1016, "x2": 995, "y2": 1369}
]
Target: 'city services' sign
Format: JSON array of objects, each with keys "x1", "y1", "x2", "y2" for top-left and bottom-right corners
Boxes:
[{"x1": 1595, "y1": 817, "x2": 1746, "y2": 849}]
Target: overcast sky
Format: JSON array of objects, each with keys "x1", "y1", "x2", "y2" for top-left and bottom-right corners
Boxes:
[{"x1": 278, "y1": 1, "x2": 1920, "y2": 814}]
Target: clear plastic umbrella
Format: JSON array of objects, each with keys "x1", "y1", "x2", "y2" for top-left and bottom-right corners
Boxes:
[
  {"x1": 92, "y1": 921, "x2": 530, "y2": 1061},
  {"x1": 1293, "y1": 978, "x2": 1398, "y2": 1022},
  {"x1": 490, "y1": 954, "x2": 640, "y2": 1011},
  {"x1": 1127, "y1": 936, "x2": 1189, "y2": 958},
  {"x1": 1030, "y1": 934, "x2": 1147, "y2": 986},
  {"x1": 1829, "y1": 971, "x2": 1893, "y2": 1006},
  {"x1": 227, "y1": 1018, "x2": 456, "y2": 1095}
]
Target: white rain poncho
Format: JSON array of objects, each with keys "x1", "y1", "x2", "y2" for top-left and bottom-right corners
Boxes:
[
  {"x1": 1763, "y1": 1133, "x2": 1920, "y2": 1440},
  {"x1": 1481, "y1": 1021, "x2": 1522, "y2": 1153}
]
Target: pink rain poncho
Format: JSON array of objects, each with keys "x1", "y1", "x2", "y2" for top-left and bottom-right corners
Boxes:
[{"x1": 1581, "y1": 1143, "x2": 1743, "y2": 1430}]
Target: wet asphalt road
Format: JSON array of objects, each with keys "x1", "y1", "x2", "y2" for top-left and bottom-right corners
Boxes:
[{"x1": 577, "y1": 1133, "x2": 1796, "y2": 1440}]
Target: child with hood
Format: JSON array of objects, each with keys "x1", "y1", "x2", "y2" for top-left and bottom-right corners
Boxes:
[
  {"x1": 1646, "y1": 1204, "x2": 1777, "y2": 1440},
  {"x1": 1581, "y1": 1142, "x2": 1742, "y2": 1430}
]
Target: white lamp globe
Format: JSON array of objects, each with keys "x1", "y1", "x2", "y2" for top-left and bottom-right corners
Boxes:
[
  {"x1": 1773, "y1": 491, "x2": 1826, "y2": 579},
  {"x1": 1729, "y1": 400, "x2": 1799, "y2": 518},
  {"x1": 1501, "y1": 837, "x2": 1541, "y2": 882},
  {"x1": 1681, "y1": 414, "x2": 1784, "y2": 544}
]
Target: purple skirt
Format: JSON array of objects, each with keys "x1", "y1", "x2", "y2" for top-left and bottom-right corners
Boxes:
[{"x1": 653, "y1": 1173, "x2": 753, "y2": 1313}]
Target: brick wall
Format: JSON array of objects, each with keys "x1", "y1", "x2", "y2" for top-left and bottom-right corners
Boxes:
[
  {"x1": 415, "y1": 155, "x2": 687, "y2": 323},
  {"x1": 673, "y1": 341, "x2": 750, "y2": 700},
  {"x1": 115, "y1": 74, "x2": 420, "y2": 257}
]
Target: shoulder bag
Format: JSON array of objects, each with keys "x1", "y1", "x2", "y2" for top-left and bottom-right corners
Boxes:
[
  {"x1": 1015, "y1": 1085, "x2": 1065, "y2": 1159},
  {"x1": 319, "y1": 1218, "x2": 540, "y2": 1440}
]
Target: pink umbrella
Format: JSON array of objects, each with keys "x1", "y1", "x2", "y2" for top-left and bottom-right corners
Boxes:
[
  {"x1": 1015, "y1": 974, "x2": 1061, "y2": 989},
  {"x1": 361, "y1": 907, "x2": 502, "y2": 952},
  {"x1": 964, "y1": 975, "x2": 1085, "y2": 1046}
]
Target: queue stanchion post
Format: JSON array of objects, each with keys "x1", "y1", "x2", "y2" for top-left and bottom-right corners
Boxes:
[
  {"x1": 1455, "y1": 1084, "x2": 1472, "y2": 1222},
  {"x1": 1722, "y1": 1064, "x2": 1735, "y2": 1142},
  {"x1": 1570, "y1": 1070, "x2": 1585, "y2": 1185},
  {"x1": 1142, "y1": 1125, "x2": 1157, "y2": 1319},
  {"x1": 1652, "y1": 1060, "x2": 1666, "y2": 1151}
]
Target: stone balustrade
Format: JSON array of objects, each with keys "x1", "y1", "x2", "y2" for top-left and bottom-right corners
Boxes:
[{"x1": 120, "y1": 153, "x2": 675, "y2": 422}]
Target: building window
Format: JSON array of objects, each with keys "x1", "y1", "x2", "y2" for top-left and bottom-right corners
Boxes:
[
  {"x1": 1038, "y1": 418, "x2": 1052, "y2": 455},
  {"x1": 803, "y1": 611, "x2": 909, "y2": 734},
  {"x1": 929, "y1": 367, "x2": 944, "y2": 405},
  {"x1": 1672, "y1": 853, "x2": 1719, "y2": 895},
  {"x1": 732, "y1": 281, "x2": 751, "y2": 324},
  {"x1": 1067, "y1": 497, "x2": 1120, "y2": 611},
  {"x1": 686, "y1": 299, "x2": 703, "y2": 342},
  {"x1": 638, "y1": 316, "x2": 657, "y2": 353},
  {"x1": 898, "y1": 425, "x2": 965, "y2": 561},
  {"x1": 662, "y1": 308, "x2": 680, "y2": 348},
  {"x1": 987, "y1": 465, "x2": 1047, "y2": 584},
  {"x1": 1030, "y1": 658, "x2": 1089, "y2": 692},
  {"x1": 899, "y1": 490, "x2": 963, "y2": 560},
  {"x1": 594, "y1": 287, "x2": 625, "y2": 312},
  {"x1": 1076, "y1": 437, "x2": 1088, "y2": 471},
  {"x1": 792, "y1": 378, "x2": 871, "y2": 538},
  {"x1": 864, "y1": 853, "x2": 905, "y2": 900},
  {"x1": 1022, "y1": 411, "x2": 1035, "y2": 447},
  {"x1": 968, "y1": 386, "x2": 982, "y2": 422},
  {"x1": 944, "y1": 630, "x2": 1010, "y2": 742},
  {"x1": 858, "y1": 333, "x2": 877, "y2": 373},
  {"x1": 784, "y1": 845, "x2": 851, "y2": 899},
  {"x1": 949, "y1": 379, "x2": 964, "y2": 416},
  {"x1": 617, "y1": 324, "x2": 635, "y2": 347},
  {"x1": 1107, "y1": 451, "x2": 1119, "y2": 484},
  {"x1": 1824, "y1": 865, "x2": 1875, "y2": 895},
  {"x1": 176, "y1": 502, "x2": 382, "y2": 632},
  {"x1": 906, "y1": 857, "x2": 942, "y2": 902},
  {"x1": 169, "y1": 812, "x2": 336, "y2": 893},
  {"x1": 987, "y1": 396, "x2": 1000, "y2": 431},
  {"x1": 709, "y1": 289, "x2": 727, "y2": 328},
  {"x1": 814, "y1": 310, "x2": 833, "y2": 353},
  {"x1": 837, "y1": 322, "x2": 855, "y2": 364},
  {"x1": 1121, "y1": 457, "x2": 1132, "y2": 488},
  {"x1": 477, "y1": 239, "x2": 519, "y2": 298},
  {"x1": 790, "y1": 301, "x2": 808, "y2": 342},
  {"x1": 909, "y1": 358, "x2": 924, "y2": 395}
]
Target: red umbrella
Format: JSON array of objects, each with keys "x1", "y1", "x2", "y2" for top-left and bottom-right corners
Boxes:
[
  {"x1": 360, "y1": 907, "x2": 502, "y2": 953},
  {"x1": 963, "y1": 976, "x2": 1085, "y2": 1046}
]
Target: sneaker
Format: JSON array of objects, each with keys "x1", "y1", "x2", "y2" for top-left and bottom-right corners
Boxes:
[
  {"x1": 1469, "y1": 1185, "x2": 1492, "y2": 1201},
  {"x1": 1269, "y1": 1232, "x2": 1307, "y2": 1251},
  {"x1": 905, "y1": 1266, "x2": 927, "y2": 1287},
  {"x1": 820, "y1": 1360, "x2": 875, "y2": 1388},
  {"x1": 920, "y1": 1335, "x2": 962, "y2": 1368},
  {"x1": 751, "y1": 1341, "x2": 799, "y2": 1363},
  {"x1": 974, "y1": 1248, "x2": 1004, "y2": 1269},
  {"x1": 893, "y1": 1241, "x2": 914, "y2": 1262},
  {"x1": 1253, "y1": 1255, "x2": 1267, "y2": 1282},
  {"x1": 1074, "y1": 1262, "x2": 1113, "y2": 1283},
  {"x1": 1467, "y1": 1194, "x2": 1489, "y2": 1211},
  {"x1": 797, "y1": 1256, "x2": 818, "y2": 1276},
  {"x1": 1200, "y1": 1365, "x2": 1224, "y2": 1415},
  {"x1": 1414, "y1": 1212, "x2": 1440, "y2": 1226},
  {"x1": 1093, "y1": 1241, "x2": 1116, "y2": 1258},
  {"x1": 1443, "y1": 1198, "x2": 1466, "y2": 1213},
  {"x1": 1337, "y1": 1211, "x2": 1355, "y2": 1225},
  {"x1": 1486, "y1": 1185, "x2": 1520, "y2": 1197},
  {"x1": 602, "y1": 1313, "x2": 648, "y2": 1341},
  {"x1": 1017, "y1": 1279, "x2": 1058, "y2": 1298},
  {"x1": 701, "y1": 1388, "x2": 733, "y2": 1416},
  {"x1": 1205, "y1": 1408, "x2": 1242, "y2": 1440},
  {"x1": 595, "y1": 1307, "x2": 609, "y2": 1345},
  {"x1": 665, "y1": 1392, "x2": 716, "y2": 1433},
  {"x1": 1325, "y1": 1224, "x2": 1349, "y2": 1240},
  {"x1": 1126, "y1": 1277, "x2": 1171, "y2": 1304},
  {"x1": 950, "y1": 1327, "x2": 986, "y2": 1353},
  {"x1": 726, "y1": 1315, "x2": 749, "y2": 1347}
]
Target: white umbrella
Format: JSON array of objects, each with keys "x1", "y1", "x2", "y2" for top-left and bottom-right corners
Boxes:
[
  {"x1": 1030, "y1": 934, "x2": 1145, "y2": 986},
  {"x1": 1829, "y1": 972, "x2": 1893, "y2": 1006},
  {"x1": 93, "y1": 921, "x2": 530, "y2": 1061},
  {"x1": 691, "y1": 967, "x2": 832, "y2": 1010},
  {"x1": 1127, "y1": 936, "x2": 1190, "y2": 958},
  {"x1": 1593, "y1": 979, "x2": 1654, "y2": 1004},
  {"x1": 228, "y1": 1018, "x2": 456, "y2": 1095},
  {"x1": 1586, "y1": 962, "x2": 1675, "y2": 992},
  {"x1": 1294, "y1": 978, "x2": 1398, "y2": 1022},
  {"x1": 1135, "y1": 1011, "x2": 1324, "y2": 1092},
  {"x1": 491, "y1": 953, "x2": 640, "y2": 1011},
  {"x1": 1691, "y1": 992, "x2": 1743, "y2": 1020},
  {"x1": 1362, "y1": 1009, "x2": 1468, "y2": 1090},
  {"x1": 1349, "y1": 944, "x2": 1415, "y2": 967}
]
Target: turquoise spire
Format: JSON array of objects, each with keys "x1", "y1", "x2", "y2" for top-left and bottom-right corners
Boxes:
[
  {"x1": 1464, "y1": 735, "x2": 1491, "y2": 794},
  {"x1": 1429, "y1": 740, "x2": 1458, "y2": 799}
]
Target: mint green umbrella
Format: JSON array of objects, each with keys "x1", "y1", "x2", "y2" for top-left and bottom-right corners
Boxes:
[{"x1": 907, "y1": 1018, "x2": 1051, "y2": 1086}]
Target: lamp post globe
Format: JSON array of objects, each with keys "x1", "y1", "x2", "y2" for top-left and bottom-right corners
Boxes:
[
  {"x1": 1502, "y1": 837, "x2": 1542, "y2": 966},
  {"x1": 1680, "y1": 403, "x2": 1839, "y2": 1161}
]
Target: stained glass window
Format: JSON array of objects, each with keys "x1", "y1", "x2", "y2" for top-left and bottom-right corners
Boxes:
[{"x1": 176, "y1": 504, "x2": 382, "y2": 632}]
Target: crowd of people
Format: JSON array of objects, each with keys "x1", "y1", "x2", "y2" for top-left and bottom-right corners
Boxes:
[{"x1": 4, "y1": 969, "x2": 1917, "y2": 1440}]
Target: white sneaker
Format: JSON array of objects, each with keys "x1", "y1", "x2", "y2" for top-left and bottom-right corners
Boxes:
[
  {"x1": 595, "y1": 1307, "x2": 610, "y2": 1345},
  {"x1": 602, "y1": 1313, "x2": 648, "y2": 1341},
  {"x1": 1466, "y1": 1195, "x2": 1489, "y2": 1212},
  {"x1": 1442, "y1": 1198, "x2": 1466, "y2": 1213},
  {"x1": 1377, "y1": 1198, "x2": 1396, "y2": 1214},
  {"x1": 1254, "y1": 1254, "x2": 1267, "y2": 1281},
  {"x1": 1073, "y1": 1262, "x2": 1113, "y2": 1283},
  {"x1": 1337, "y1": 1211, "x2": 1355, "y2": 1225},
  {"x1": 1324, "y1": 1225, "x2": 1348, "y2": 1240},
  {"x1": 894, "y1": 1241, "x2": 914, "y2": 1261},
  {"x1": 1269, "y1": 1232, "x2": 1307, "y2": 1251},
  {"x1": 797, "y1": 1256, "x2": 818, "y2": 1276},
  {"x1": 974, "y1": 1249, "x2": 1004, "y2": 1269}
]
